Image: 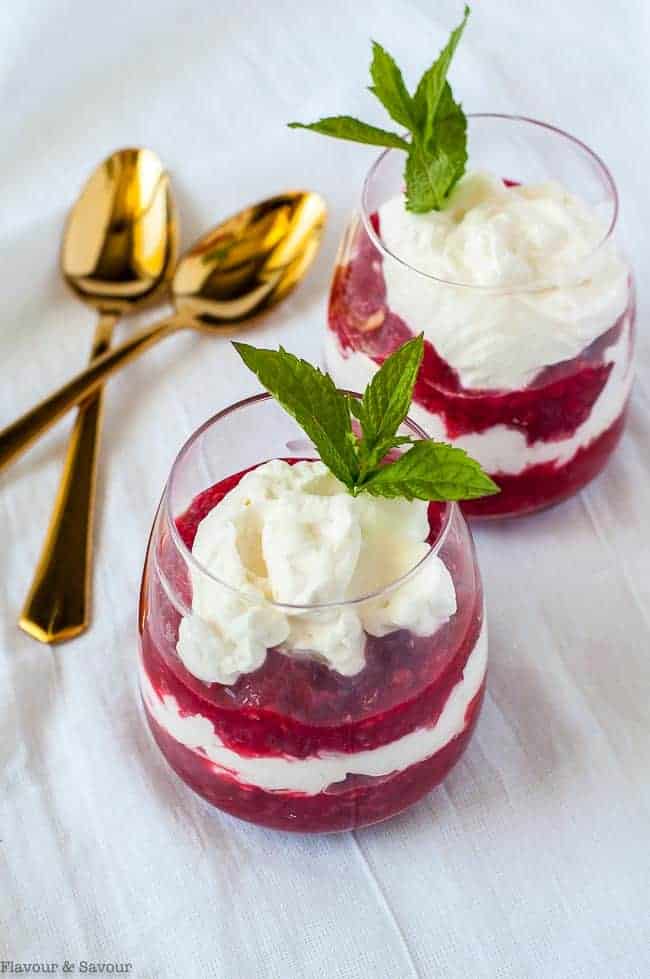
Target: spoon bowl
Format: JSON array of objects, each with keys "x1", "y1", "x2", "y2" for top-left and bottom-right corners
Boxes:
[
  {"x1": 62, "y1": 147, "x2": 177, "y2": 311},
  {"x1": 173, "y1": 191, "x2": 327, "y2": 327},
  {"x1": 0, "y1": 189, "x2": 326, "y2": 473}
]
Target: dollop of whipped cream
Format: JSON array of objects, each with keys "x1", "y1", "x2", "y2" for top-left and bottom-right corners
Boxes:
[
  {"x1": 176, "y1": 460, "x2": 456, "y2": 685},
  {"x1": 378, "y1": 171, "x2": 629, "y2": 390}
]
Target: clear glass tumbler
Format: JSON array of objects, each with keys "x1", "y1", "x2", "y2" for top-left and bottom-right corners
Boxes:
[
  {"x1": 325, "y1": 114, "x2": 635, "y2": 518},
  {"x1": 138, "y1": 394, "x2": 486, "y2": 832}
]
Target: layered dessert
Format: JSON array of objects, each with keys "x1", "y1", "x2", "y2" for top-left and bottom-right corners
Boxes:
[
  {"x1": 326, "y1": 171, "x2": 635, "y2": 517},
  {"x1": 139, "y1": 459, "x2": 486, "y2": 832},
  {"x1": 288, "y1": 7, "x2": 635, "y2": 517}
]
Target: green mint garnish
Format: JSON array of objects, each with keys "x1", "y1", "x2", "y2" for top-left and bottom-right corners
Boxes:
[
  {"x1": 233, "y1": 342, "x2": 359, "y2": 488},
  {"x1": 233, "y1": 335, "x2": 498, "y2": 503},
  {"x1": 353, "y1": 335, "x2": 424, "y2": 478},
  {"x1": 288, "y1": 5, "x2": 470, "y2": 213},
  {"x1": 288, "y1": 117, "x2": 410, "y2": 151},
  {"x1": 362, "y1": 440, "x2": 497, "y2": 502}
]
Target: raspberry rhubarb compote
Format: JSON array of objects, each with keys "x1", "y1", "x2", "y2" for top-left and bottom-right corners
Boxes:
[
  {"x1": 138, "y1": 342, "x2": 496, "y2": 832},
  {"x1": 290, "y1": 13, "x2": 635, "y2": 516},
  {"x1": 325, "y1": 136, "x2": 634, "y2": 518}
]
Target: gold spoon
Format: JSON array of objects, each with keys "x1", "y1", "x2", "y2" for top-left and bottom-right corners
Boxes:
[
  {"x1": 0, "y1": 190, "x2": 326, "y2": 465},
  {"x1": 19, "y1": 148, "x2": 177, "y2": 643}
]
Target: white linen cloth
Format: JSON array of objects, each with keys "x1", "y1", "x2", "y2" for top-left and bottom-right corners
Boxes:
[{"x1": 1, "y1": 1, "x2": 649, "y2": 976}]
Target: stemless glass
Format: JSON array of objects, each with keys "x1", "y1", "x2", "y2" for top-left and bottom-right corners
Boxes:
[
  {"x1": 138, "y1": 394, "x2": 486, "y2": 833},
  {"x1": 325, "y1": 114, "x2": 636, "y2": 518}
]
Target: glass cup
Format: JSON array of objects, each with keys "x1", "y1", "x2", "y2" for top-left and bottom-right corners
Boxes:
[
  {"x1": 325, "y1": 114, "x2": 635, "y2": 518},
  {"x1": 138, "y1": 394, "x2": 486, "y2": 832}
]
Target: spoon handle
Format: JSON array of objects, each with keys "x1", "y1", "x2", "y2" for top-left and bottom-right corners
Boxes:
[
  {"x1": 19, "y1": 312, "x2": 119, "y2": 643},
  {"x1": 0, "y1": 313, "x2": 184, "y2": 472}
]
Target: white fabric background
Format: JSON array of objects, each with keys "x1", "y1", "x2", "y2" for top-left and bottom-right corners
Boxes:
[{"x1": 1, "y1": 2, "x2": 649, "y2": 976}]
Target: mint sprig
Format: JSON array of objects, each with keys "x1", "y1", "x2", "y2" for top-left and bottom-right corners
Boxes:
[
  {"x1": 354, "y1": 335, "x2": 424, "y2": 477},
  {"x1": 233, "y1": 335, "x2": 498, "y2": 504},
  {"x1": 233, "y1": 343, "x2": 359, "y2": 488},
  {"x1": 289, "y1": 5, "x2": 470, "y2": 213},
  {"x1": 288, "y1": 116, "x2": 409, "y2": 151},
  {"x1": 363, "y1": 441, "x2": 497, "y2": 502}
]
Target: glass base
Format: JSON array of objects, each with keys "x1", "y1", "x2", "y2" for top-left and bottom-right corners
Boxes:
[
  {"x1": 142, "y1": 686, "x2": 484, "y2": 833},
  {"x1": 462, "y1": 409, "x2": 627, "y2": 518}
]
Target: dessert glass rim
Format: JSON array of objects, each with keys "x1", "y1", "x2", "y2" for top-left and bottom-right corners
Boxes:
[
  {"x1": 163, "y1": 391, "x2": 456, "y2": 613},
  {"x1": 360, "y1": 112, "x2": 620, "y2": 294}
]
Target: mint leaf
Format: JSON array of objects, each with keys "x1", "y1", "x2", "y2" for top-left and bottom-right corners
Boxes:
[
  {"x1": 232, "y1": 343, "x2": 359, "y2": 488},
  {"x1": 412, "y1": 5, "x2": 469, "y2": 150},
  {"x1": 288, "y1": 6, "x2": 471, "y2": 213},
  {"x1": 358, "y1": 434, "x2": 415, "y2": 479},
  {"x1": 369, "y1": 42, "x2": 414, "y2": 130},
  {"x1": 405, "y1": 89, "x2": 467, "y2": 214},
  {"x1": 404, "y1": 149, "x2": 445, "y2": 212},
  {"x1": 234, "y1": 337, "x2": 498, "y2": 504},
  {"x1": 347, "y1": 395, "x2": 364, "y2": 421},
  {"x1": 363, "y1": 441, "x2": 500, "y2": 501},
  {"x1": 288, "y1": 117, "x2": 409, "y2": 150},
  {"x1": 356, "y1": 334, "x2": 424, "y2": 473},
  {"x1": 429, "y1": 82, "x2": 468, "y2": 196},
  {"x1": 406, "y1": 0, "x2": 469, "y2": 213}
]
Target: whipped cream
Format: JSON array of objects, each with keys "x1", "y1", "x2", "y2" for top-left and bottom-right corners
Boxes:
[
  {"x1": 177, "y1": 460, "x2": 456, "y2": 684},
  {"x1": 377, "y1": 171, "x2": 629, "y2": 390},
  {"x1": 325, "y1": 314, "x2": 633, "y2": 475},
  {"x1": 144, "y1": 617, "x2": 487, "y2": 795}
]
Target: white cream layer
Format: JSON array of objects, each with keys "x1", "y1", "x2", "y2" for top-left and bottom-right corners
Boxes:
[
  {"x1": 177, "y1": 460, "x2": 456, "y2": 684},
  {"x1": 377, "y1": 172, "x2": 629, "y2": 391},
  {"x1": 142, "y1": 618, "x2": 487, "y2": 796},
  {"x1": 325, "y1": 317, "x2": 632, "y2": 476}
]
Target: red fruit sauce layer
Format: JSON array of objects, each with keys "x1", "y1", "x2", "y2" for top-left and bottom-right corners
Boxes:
[
  {"x1": 140, "y1": 463, "x2": 484, "y2": 762},
  {"x1": 328, "y1": 212, "x2": 630, "y2": 444},
  {"x1": 463, "y1": 409, "x2": 627, "y2": 517},
  {"x1": 143, "y1": 684, "x2": 484, "y2": 833}
]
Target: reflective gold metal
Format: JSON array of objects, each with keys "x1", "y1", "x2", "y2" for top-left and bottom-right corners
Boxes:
[
  {"x1": 1, "y1": 190, "x2": 326, "y2": 474},
  {"x1": 19, "y1": 148, "x2": 177, "y2": 643}
]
